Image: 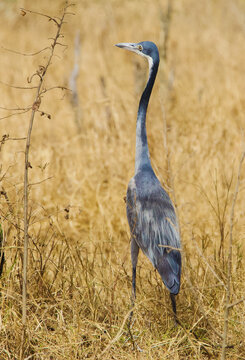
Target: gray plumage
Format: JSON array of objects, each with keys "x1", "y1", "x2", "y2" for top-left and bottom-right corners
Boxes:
[
  {"x1": 127, "y1": 169, "x2": 181, "y2": 295},
  {"x1": 116, "y1": 41, "x2": 181, "y2": 321}
]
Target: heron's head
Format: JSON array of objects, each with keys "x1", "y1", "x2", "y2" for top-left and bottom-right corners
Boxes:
[{"x1": 115, "y1": 41, "x2": 159, "y2": 67}]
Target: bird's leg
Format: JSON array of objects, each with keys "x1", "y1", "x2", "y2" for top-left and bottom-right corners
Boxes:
[
  {"x1": 128, "y1": 238, "x2": 140, "y2": 349},
  {"x1": 170, "y1": 293, "x2": 178, "y2": 326},
  {"x1": 128, "y1": 266, "x2": 136, "y2": 327},
  {"x1": 129, "y1": 238, "x2": 139, "y2": 327}
]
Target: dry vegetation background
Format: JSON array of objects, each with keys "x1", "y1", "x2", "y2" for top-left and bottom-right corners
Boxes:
[{"x1": 0, "y1": 0, "x2": 245, "y2": 359}]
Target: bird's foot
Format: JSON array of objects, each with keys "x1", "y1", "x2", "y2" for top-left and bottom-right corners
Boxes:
[{"x1": 127, "y1": 320, "x2": 143, "y2": 352}]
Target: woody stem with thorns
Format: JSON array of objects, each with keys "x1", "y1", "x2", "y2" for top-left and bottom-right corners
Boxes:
[{"x1": 22, "y1": 3, "x2": 72, "y2": 326}]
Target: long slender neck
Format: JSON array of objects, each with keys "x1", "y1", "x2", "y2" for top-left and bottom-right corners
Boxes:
[{"x1": 135, "y1": 59, "x2": 159, "y2": 173}]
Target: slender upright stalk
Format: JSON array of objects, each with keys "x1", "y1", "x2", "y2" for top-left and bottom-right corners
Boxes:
[
  {"x1": 221, "y1": 149, "x2": 245, "y2": 359},
  {"x1": 69, "y1": 30, "x2": 82, "y2": 132},
  {"x1": 22, "y1": 2, "x2": 72, "y2": 327},
  {"x1": 161, "y1": 0, "x2": 173, "y2": 61},
  {"x1": 22, "y1": 92, "x2": 40, "y2": 325}
]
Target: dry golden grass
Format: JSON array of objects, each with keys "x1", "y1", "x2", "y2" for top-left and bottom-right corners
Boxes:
[{"x1": 0, "y1": 0, "x2": 245, "y2": 358}]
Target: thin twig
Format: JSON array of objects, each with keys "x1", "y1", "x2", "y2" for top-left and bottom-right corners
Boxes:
[
  {"x1": 1, "y1": 46, "x2": 50, "y2": 57},
  {"x1": 29, "y1": 176, "x2": 53, "y2": 187},
  {"x1": 0, "y1": 80, "x2": 38, "y2": 89},
  {"x1": 5, "y1": 137, "x2": 27, "y2": 141},
  {"x1": 158, "y1": 244, "x2": 182, "y2": 251},
  {"x1": 0, "y1": 109, "x2": 31, "y2": 121},
  {"x1": 40, "y1": 85, "x2": 70, "y2": 95},
  {"x1": 20, "y1": 8, "x2": 59, "y2": 25},
  {"x1": 227, "y1": 297, "x2": 245, "y2": 309},
  {"x1": 0, "y1": 106, "x2": 32, "y2": 111}
]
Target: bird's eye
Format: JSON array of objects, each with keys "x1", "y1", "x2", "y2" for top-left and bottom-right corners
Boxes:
[{"x1": 138, "y1": 45, "x2": 143, "y2": 51}]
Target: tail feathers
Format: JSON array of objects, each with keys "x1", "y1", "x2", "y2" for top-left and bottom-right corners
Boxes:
[{"x1": 156, "y1": 250, "x2": 181, "y2": 295}]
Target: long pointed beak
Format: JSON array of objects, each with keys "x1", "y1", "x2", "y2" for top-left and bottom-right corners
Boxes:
[{"x1": 115, "y1": 43, "x2": 137, "y2": 52}]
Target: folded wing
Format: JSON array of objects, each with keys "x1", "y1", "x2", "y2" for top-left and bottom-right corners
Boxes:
[{"x1": 127, "y1": 176, "x2": 181, "y2": 295}]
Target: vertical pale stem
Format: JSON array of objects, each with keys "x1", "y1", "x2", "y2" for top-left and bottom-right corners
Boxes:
[
  {"x1": 221, "y1": 150, "x2": 245, "y2": 360},
  {"x1": 22, "y1": 105, "x2": 39, "y2": 324}
]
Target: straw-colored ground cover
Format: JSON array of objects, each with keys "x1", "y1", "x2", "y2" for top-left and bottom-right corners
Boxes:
[{"x1": 0, "y1": 0, "x2": 245, "y2": 358}]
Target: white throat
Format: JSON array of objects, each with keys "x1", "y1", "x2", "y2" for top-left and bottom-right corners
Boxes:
[{"x1": 144, "y1": 54, "x2": 153, "y2": 72}]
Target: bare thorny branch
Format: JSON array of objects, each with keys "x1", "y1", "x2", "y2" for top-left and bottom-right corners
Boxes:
[
  {"x1": 19, "y1": 3, "x2": 73, "y2": 354},
  {"x1": 0, "y1": 6, "x2": 72, "y2": 122},
  {"x1": 0, "y1": 85, "x2": 69, "y2": 121}
]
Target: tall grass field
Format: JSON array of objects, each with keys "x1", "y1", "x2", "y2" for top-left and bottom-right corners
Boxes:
[{"x1": 0, "y1": 0, "x2": 245, "y2": 358}]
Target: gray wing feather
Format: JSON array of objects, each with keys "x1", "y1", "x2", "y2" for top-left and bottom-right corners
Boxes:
[{"x1": 127, "y1": 175, "x2": 181, "y2": 295}]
